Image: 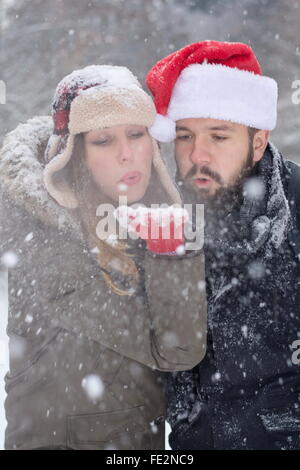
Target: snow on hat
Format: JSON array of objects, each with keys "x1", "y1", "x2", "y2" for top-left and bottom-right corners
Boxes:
[
  {"x1": 146, "y1": 40, "x2": 278, "y2": 142},
  {"x1": 43, "y1": 64, "x2": 181, "y2": 208}
]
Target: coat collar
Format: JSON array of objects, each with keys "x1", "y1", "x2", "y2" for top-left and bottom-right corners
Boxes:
[{"x1": 0, "y1": 115, "x2": 88, "y2": 242}]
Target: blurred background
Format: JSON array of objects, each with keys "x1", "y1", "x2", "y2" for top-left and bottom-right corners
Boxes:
[
  {"x1": 0, "y1": 0, "x2": 299, "y2": 450},
  {"x1": 0, "y1": 0, "x2": 299, "y2": 161}
]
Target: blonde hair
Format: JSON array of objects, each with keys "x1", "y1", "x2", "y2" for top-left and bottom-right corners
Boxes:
[{"x1": 66, "y1": 133, "x2": 171, "y2": 296}]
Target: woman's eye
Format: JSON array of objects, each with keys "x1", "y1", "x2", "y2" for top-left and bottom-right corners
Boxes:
[
  {"x1": 92, "y1": 138, "x2": 110, "y2": 145},
  {"x1": 128, "y1": 132, "x2": 145, "y2": 138}
]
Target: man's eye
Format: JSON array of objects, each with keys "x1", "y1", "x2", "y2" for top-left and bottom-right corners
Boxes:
[
  {"x1": 212, "y1": 135, "x2": 228, "y2": 141},
  {"x1": 176, "y1": 134, "x2": 192, "y2": 141}
]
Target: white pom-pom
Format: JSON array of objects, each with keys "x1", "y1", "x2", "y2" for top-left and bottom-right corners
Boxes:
[{"x1": 149, "y1": 114, "x2": 176, "y2": 142}]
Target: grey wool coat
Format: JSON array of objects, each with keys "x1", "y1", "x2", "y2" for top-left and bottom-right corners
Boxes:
[{"x1": 0, "y1": 116, "x2": 207, "y2": 450}]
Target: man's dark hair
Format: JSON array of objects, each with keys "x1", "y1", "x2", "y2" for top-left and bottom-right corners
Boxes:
[{"x1": 248, "y1": 126, "x2": 259, "y2": 143}]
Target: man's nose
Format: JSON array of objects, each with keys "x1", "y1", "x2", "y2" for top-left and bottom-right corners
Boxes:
[{"x1": 190, "y1": 137, "x2": 212, "y2": 166}]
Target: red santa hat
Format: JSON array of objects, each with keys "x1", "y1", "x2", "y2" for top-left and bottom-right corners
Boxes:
[{"x1": 146, "y1": 40, "x2": 278, "y2": 142}]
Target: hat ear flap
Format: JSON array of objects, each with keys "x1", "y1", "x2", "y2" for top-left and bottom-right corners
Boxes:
[
  {"x1": 151, "y1": 137, "x2": 181, "y2": 205},
  {"x1": 43, "y1": 134, "x2": 78, "y2": 209},
  {"x1": 44, "y1": 134, "x2": 61, "y2": 163}
]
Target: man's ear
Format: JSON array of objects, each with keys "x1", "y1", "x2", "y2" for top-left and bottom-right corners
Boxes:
[{"x1": 253, "y1": 130, "x2": 270, "y2": 163}]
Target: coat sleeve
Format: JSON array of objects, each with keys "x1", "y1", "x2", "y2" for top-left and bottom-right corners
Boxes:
[
  {"x1": 0, "y1": 195, "x2": 207, "y2": 372},
  {"x1": 144, "y1": 250, "x2": 207, "y2": 370},
  {"x1": 165, "y1": 367, "x2": 213, "y2": 450}
]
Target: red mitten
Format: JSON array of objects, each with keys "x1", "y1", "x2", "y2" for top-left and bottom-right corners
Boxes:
[{"x1": 114, "y1": 206, "x2": 188, "y2": 254}]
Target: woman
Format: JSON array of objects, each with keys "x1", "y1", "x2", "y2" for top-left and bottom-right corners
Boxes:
[{"x1": 0, "y1": 65, "x2": 207, "y2": 450}]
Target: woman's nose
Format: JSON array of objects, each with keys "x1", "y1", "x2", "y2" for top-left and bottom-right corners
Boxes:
[{"x1": 118, "y1": 138, "x2": 134, "y2": 164}]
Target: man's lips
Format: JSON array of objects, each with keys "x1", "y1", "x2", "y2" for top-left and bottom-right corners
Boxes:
[
  {"x1": 119, "y1": 171, "x2": 142, "y2": 186},
  {"x1": 191, "y1": 176, "x2": 212, "y2": 186}
]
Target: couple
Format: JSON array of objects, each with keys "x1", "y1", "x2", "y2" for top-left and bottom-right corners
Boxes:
[{"x1": 1, "y1": 40, "x2": 300, "y2": 450}]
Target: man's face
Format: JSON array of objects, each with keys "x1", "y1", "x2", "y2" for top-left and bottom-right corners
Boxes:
[{"x1": 175, "y1": 118, "x2": 263, "y2": 205}]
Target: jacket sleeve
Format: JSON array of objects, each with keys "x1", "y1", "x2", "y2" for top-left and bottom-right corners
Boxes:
[
  {"x1": 166, "y1": 368, "x2": 199, "y2": 429},
  {"x1": 165, "y1": 367, "x2": 213, "y2": 450},
  {"x1": 0, "y1": 195, "x2": 207, "y2": 372},
  {"x1": 144, "y1": 250, "x2": 207, "y2": 370}
]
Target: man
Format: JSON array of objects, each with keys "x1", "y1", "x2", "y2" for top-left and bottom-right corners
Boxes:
[{"x1": 146, "y1": 41, "x2": 300, "y2": 450}]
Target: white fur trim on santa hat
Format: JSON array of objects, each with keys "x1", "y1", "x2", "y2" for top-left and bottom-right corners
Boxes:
[
  {"x1": 168, "y1": 63, "x2": 278, "y2": 131},
  {"x1": 148, "y1": 113, "x2": 176, "y2": 142}
]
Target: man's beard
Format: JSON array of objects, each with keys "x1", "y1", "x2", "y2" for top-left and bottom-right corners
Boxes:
[{"x1": 177, "y1": 146, "x2": 256, "y2": 217}]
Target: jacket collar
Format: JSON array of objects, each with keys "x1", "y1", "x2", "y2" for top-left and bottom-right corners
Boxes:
[{"x1": 0, "y1": 115, "x2": 89, "y2": 242}]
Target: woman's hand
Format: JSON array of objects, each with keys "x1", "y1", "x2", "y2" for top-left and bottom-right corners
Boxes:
[{"x1": 114, "y1": 205, "x2": 188, "y2": 255}]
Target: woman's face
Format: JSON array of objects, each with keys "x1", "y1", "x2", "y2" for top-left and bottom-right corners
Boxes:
[{"x1": 83, "y1": 124, "x2": 153, "y2": 203}]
